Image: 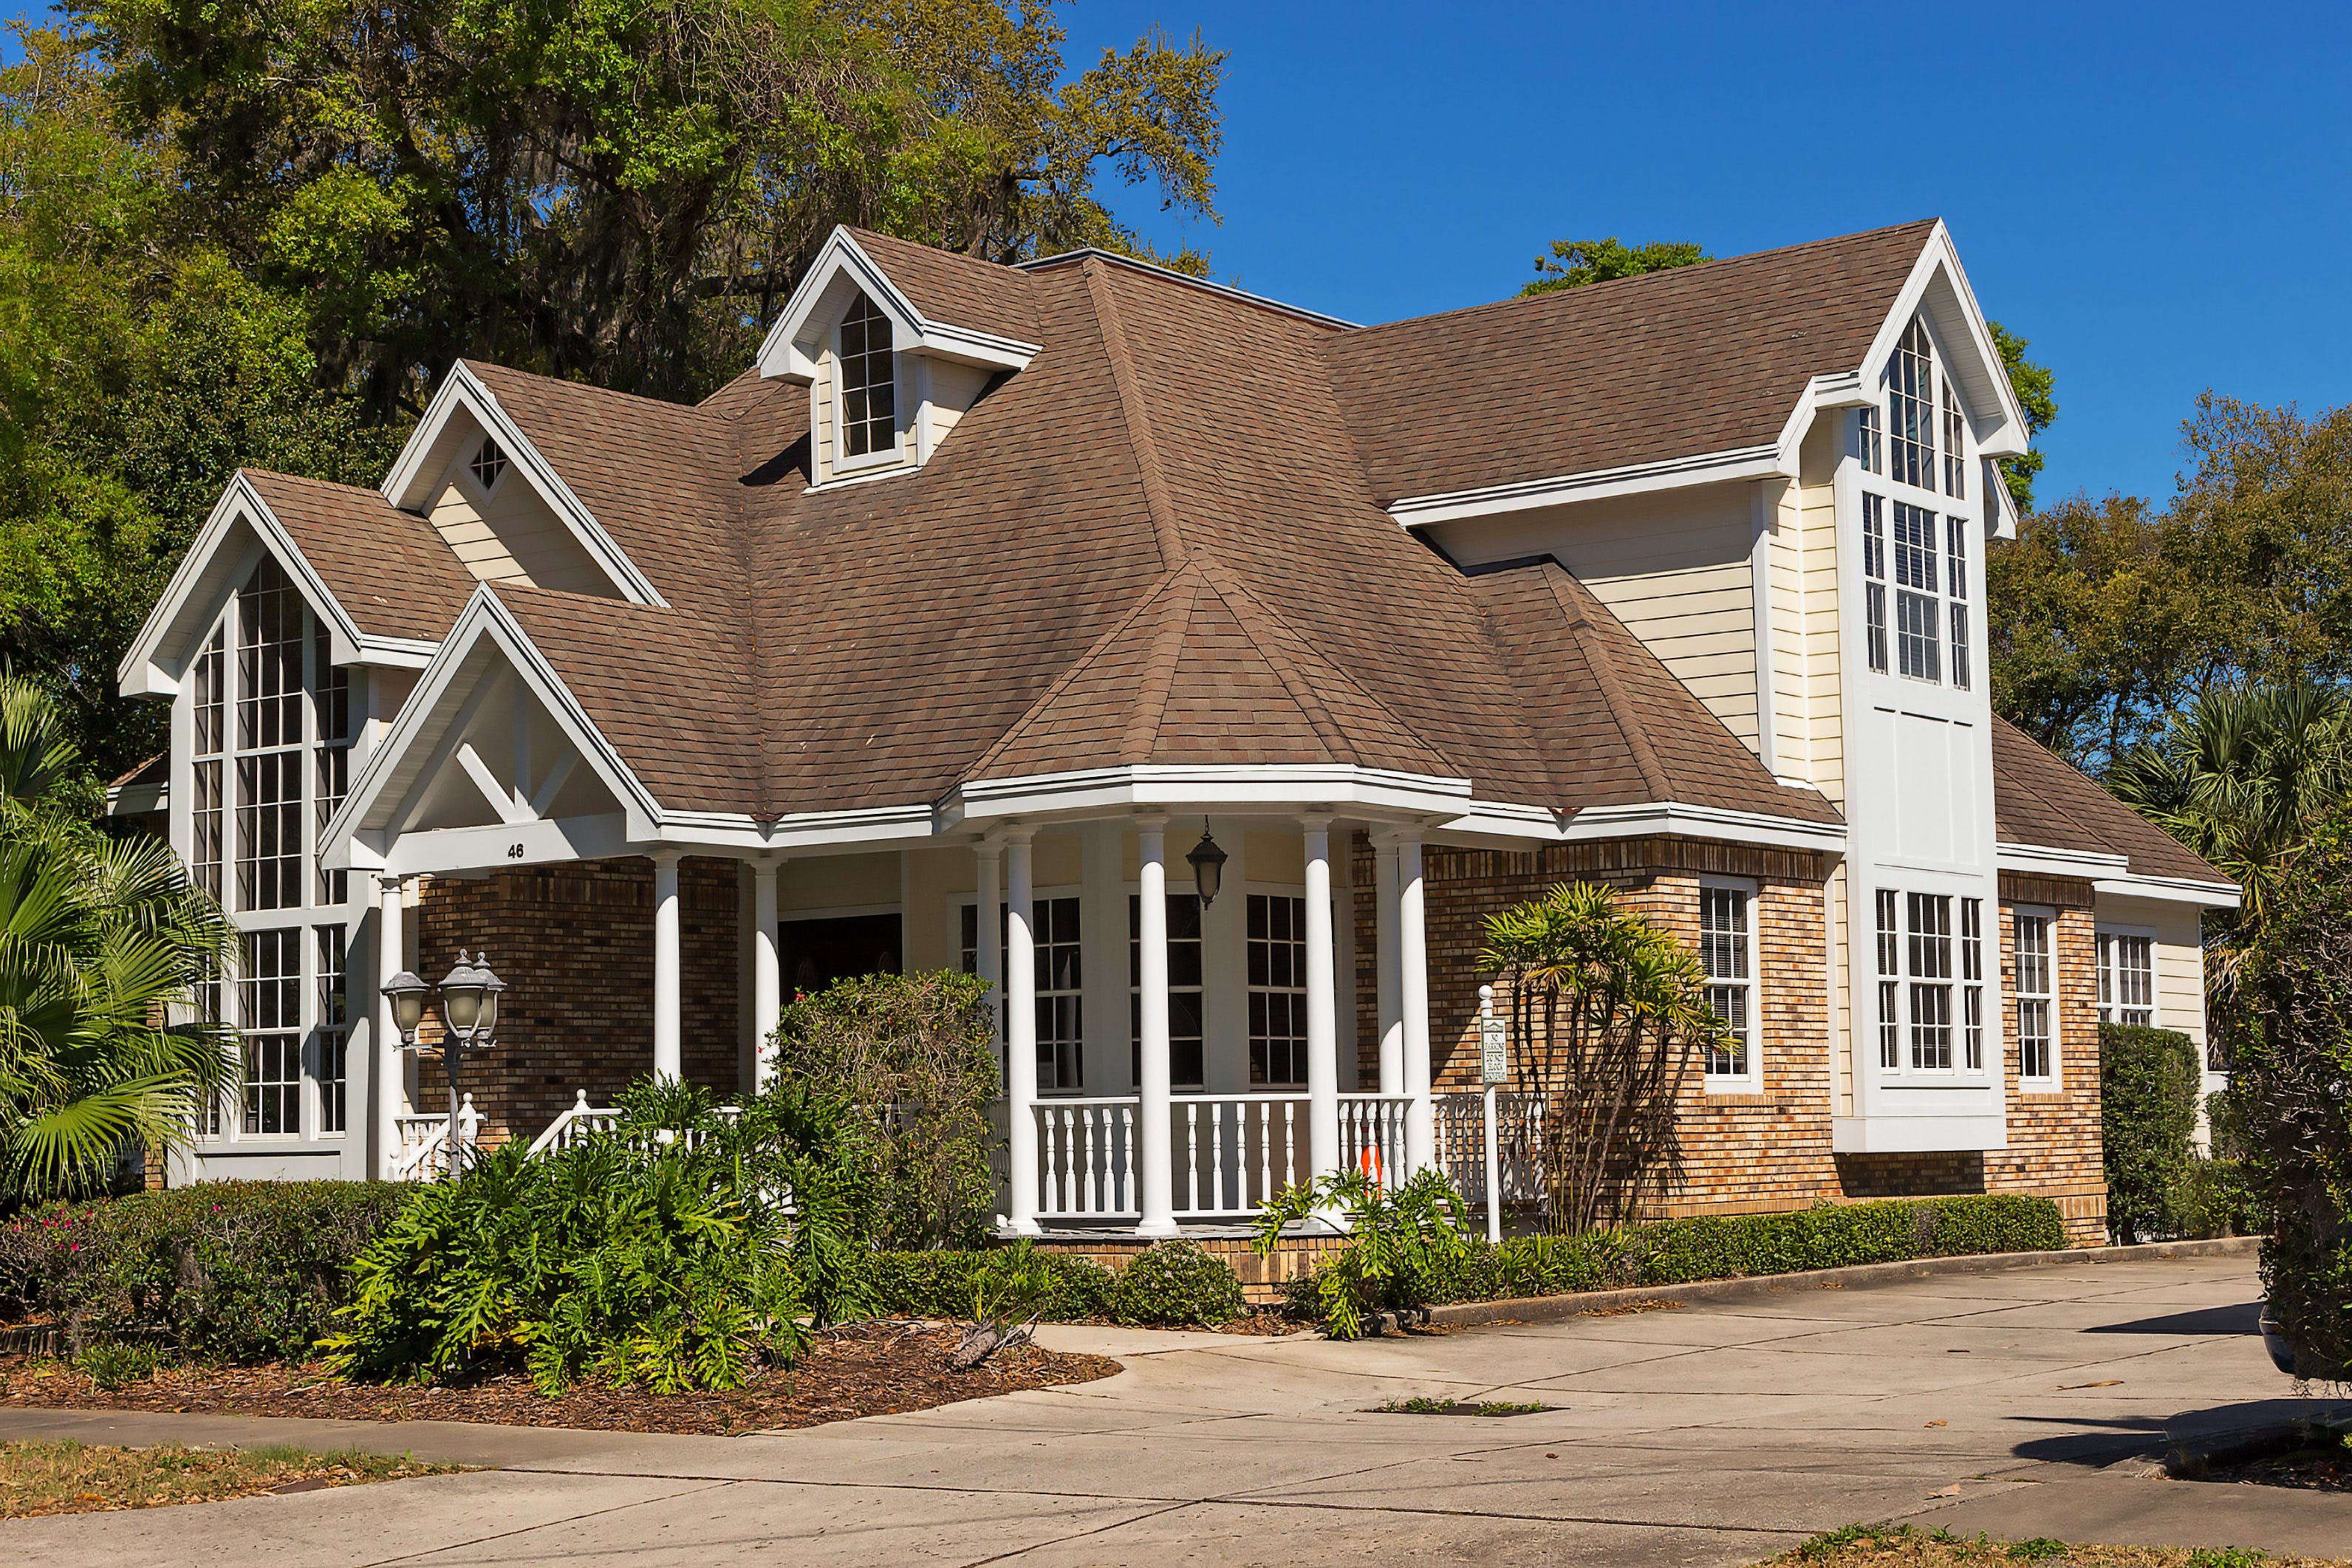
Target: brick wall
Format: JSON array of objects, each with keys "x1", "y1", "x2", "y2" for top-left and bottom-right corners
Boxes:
[
  {"x1": 1987, "y1": 875, "x2": 2108, "y2": 1244},
  {"x1": 412, "y1": 857, "x2": 742, "y2": 1147}
]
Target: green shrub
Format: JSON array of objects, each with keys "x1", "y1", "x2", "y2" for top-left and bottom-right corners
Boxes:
[
  {"x1": 1277, "y1": 1194, "x2": 2067, "y2": 1330},
  {"x1": 0, "y1": 1181, "x2": 409, "y2": 1362},
  {"x1": 324, "y1": 1080, "x2": 876, "y2": 1393},
  {"x1": 1110, "y1": 1239, "x2": 1243, "y2": 1327},
  {"x1": 866, "y1": 1244, "x2": 1114, "y2": 1323},
  {"x1": 1257, "y1": 1168, "x2": 1475, "y2": 1340},
  {"x1": 2169, "y1": 1157, "x2": 2262, "y2": 1239},
  {"x1": 72, "y1": 1339, "x2": 163, "y2": 1389},
  {"x1": 2101, "y1": 1022, "x2": 2203, "y2": 1244}
]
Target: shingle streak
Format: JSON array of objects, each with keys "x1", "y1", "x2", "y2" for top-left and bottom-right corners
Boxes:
[{"x1": 208, "y1": 219, "x2": 2216, "y2": 880}]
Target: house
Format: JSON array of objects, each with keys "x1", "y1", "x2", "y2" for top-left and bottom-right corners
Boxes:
[{"x1": 116, "y1": 219, "x2": 2236, "y2": 1244}]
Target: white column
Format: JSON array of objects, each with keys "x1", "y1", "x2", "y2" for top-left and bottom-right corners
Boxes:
[
  {"x1": 974, "y1": 842, "x2": 1002, "y2": 1046},
  {"x1": 1398, "y1": 831, "x2": 1435, "y2": 1176},
  {"x1": 652, "y1": 850, "x2": 683, "y2": 1083},
  {"x1": 1374, "y1": 837, "x2": 1403, "y2": 1096},
  {"x1": 1004, "y1": 831, "x2": 1039, "y2": 1234},
  {"x1": 1302, "y1": 816, "x2": 1341, "y2": 1185},
  {"x1": 372, "y1": 872, "x2": 406, "y2": 1181},
  {"x1": 1134, "y1": 818, "x2": 1176, "y2": 1236},
  {"x1": 751, "y1": 857, "x2": 780, "y2": 1090}
]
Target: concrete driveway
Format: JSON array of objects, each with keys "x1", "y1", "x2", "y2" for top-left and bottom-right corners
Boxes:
[{"x1": 4, "y1": 1251, "x2": 2345, "y2": 1567}]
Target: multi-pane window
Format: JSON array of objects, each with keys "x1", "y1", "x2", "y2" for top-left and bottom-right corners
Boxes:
[
  {"x1": 1700, "y1": 885, "x2": 1757, "y2": 1081},
  {"x1": 1946, "y1": 514, "x2": 1972, "y2": 691},
  {"x1": 1907, "y1": 892, "x2": 1955, "y2": 1072},
  {"x1": 1893, "y1": 501, "x2": 1941, "y2": 682},
  {"x1": 1129, "y1": 893, "x2": 1206, "y2": 1090},
  {"x1": 957, "y1": 900, "x2": 1008, "y2": 1054},
  {"x1": 1033, "y1": 896, "x2": 1083, "y2": 1092},
  {"x1": 1941, "y1": 378, "x2": 1967, "y2": 499},
  {"x1": 235, "y1": 561, "x2": 305, "y2": 911},
  {"x1": 1887, "y1": 318, "x2": 1936, "y2": 489},
  {"x1": 240, "y1": 929, "x2": 301, "y2": 1135},
  {"x1": 469, "y1": 436, "x2": 508, "y2": 493},
  {"x1": 194, "y1": 960, "x2": 226, "y2": 1137},
  {"x1": 837, "y1": 293, "x2": 896, "y2": 459},
  {"x1": 1960, "y1": 897, "x2": 1985, "y2": 1072},
  {"x1": 2096, "y1": 931, "x2": 2155, "y2": 1027},
  {"x1": 1248, "y1": 893, "x2": 1308, "y2": 1086},
  {"x1": 191, "y1": 626, "x2": 225, "y2": 900},
  {"x1": 2014, "y1": 911, "x2": 2054, "y2": 1083},
  {"x1": 1862, "y1": 493, "x2": 1889, "y2": 674},
  {"x1": 314, "y1": 925, "x2": 349, "y2": 1134},
  {"x1": 1859, "y1": 405, "x2": 1884, "y2": 476},
  {"x1": 313, "y1": 623, "x2": 352, "y2": 905},
  {"x1": 1874, "y1": 889, "x2": 1901, "y2": 1069}
]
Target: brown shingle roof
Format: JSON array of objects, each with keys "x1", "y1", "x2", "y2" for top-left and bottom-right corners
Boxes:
[
  {"x1": 844, "y1": 228, "x2": 1041, "y2": 344},
  {"x1": 242, "y1": 469, "x2": 475, "y2": 644},
  {"x1": 1991, "y1": 716, "x2": 2227, "y2": 884},
  {"x1": 1320, "y1": 221, "x2": 1938, "y2": 505}
]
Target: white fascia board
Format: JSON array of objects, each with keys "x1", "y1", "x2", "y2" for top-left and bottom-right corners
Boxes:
[
  {"x1": 2092, "y1": 872, "x2": 2243, "y2": 911},
  {"x1": 946, "y1": 762, "x2": 1479, "y2": 829},
  {"x1": 1559, "y1": 800, "x2": 1849, "y2": 855},
  {"x1": 1996, "y1": 840, "x2": 2130, "y2": 880},
  {"x1": 324, "y1": 586, "x2": 665, "y2": 861},
  {"x1": 106, "y1": 778, "x2": 167, "y2": 817},
  {"x1": 1996, "y1": 841, "x2": 2240, "y2": 909},
  {"x1": 1857, "y1": 223, "x2": 2031, "y2": 459},
  {"x1": 1389, "y1": 445, "x2": 1785, "y2": 529},
  {"x1": 754, "y1": 227, "x2": 1039, "y2": 383},
  {"x1": 377, "y1": 363, "x2": 666, "y2": 608},
  {"x1": 362, "y1": 812, "x2": 632, "y2": 878},
  {"x1": 1830, "y1": 1112, "x2": 2009, "y2": 1154},
  {"x1": 118, "y1": 473, "x2": 371, "y2": 696}
]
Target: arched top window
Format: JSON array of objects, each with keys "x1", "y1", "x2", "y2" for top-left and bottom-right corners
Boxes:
[
  {"x1": 1887, "y1": 317, "x2": 1935, "y2": 489},
  {"x1": 838, "y1": 293, "x2": 897, "y2": 459}
]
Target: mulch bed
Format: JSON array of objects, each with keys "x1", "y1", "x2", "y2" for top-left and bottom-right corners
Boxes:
[
  {"x1": 0, "y1": 1324, "x2": 1120, "y2": 1437},
  {"x1": 2209, "y1": 1442, "x2": 2352, "y2": 1493}
]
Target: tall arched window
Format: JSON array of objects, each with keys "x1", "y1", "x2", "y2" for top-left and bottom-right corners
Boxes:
[{"x1": 838, "y1": 293, "x2": 896, "y2": 459}]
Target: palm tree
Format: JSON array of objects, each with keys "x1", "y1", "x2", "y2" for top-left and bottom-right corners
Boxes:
[
  {"x1": 0, "y1": 674, "x2": 235, "y2": 1199},
  {"x1": 2107, "y1": 681, "x2": 2352, "y2": 928}
]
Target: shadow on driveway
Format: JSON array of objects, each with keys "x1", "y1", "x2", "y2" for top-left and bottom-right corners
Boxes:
[
  {"x1": 2007, "y1": 1398, "x2": 2326, "y2": 1466},
  {"x1": 2082, "y1": 1302, "x2": 2261, "y2": 1336}
]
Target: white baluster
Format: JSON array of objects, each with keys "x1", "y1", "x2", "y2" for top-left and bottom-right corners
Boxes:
[
  {"x1": 1122, "y1": 1106, "x2": 1137, "y2": 1214},
  {"x1": 1184, "y1": 1103, "x2": 1200, "y2": 1213},
  {"x1": 1211, "y1": 1103, "x2": 1227, "y2": 1212}
]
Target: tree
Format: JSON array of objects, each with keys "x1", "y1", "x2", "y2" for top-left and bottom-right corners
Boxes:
[
  {"x1": 80, "y1": 0, "x2": 1225, "y2": 410},
  {"x1": 1520, "y1": 236, "x2": 1709, "y2": 295},
  {"x1": 0, "y1": 674, "x2": 235, "y2": 1199},
  {"x1": 1479, "y1": 882, "x2": 1725, "y2": 1234},
  {"x1": 1988, "y1": 320, "x2": 2057, "y2": 512}
]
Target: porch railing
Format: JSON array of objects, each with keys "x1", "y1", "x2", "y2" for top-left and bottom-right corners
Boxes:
[
  {"x1": 1432, "y1": 1089, "x2": 1547, "y2": 1207},
  {"x1": 392, "y1": 1098, "x2": 480, "y2": 1181},
  {"x1": 524, "y1": 1092, "x2": 742, "y2": 1157}
]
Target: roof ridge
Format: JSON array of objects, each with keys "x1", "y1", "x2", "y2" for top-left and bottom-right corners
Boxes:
[
  {"x1": 1542, "y1": 564, "x2": 1673, "y2": 801},
  {"x1": 1081, "y1": 259, "x2": 1189, "y2": 572},
  {"x1": 1122, "y1": 566, "x2": 1203, "y2": 763},
  {"x1": 1192, "y1": 564, "x2": 1353, "y2": 764}
]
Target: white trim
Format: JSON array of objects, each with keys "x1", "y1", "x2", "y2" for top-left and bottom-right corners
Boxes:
[
  {"x1": 1857, "y1": 224, "x2": 2031, "y2": 461},
  {"x1": 2009, "y1": 903, "x2": 2060, "y2": 1094},
  {"x1": 1698, "y1": 874, "x2": 1764, "y2": 1095},
  {"x1": 756, "y1": 228, "x2": 1040, "y2": 383},
  {"x1": 1558, "y1": 800, "x2": 1845, "y2": 853},
  {"x1": 1996, "y1": 840, "x2": 2239, "y2": 908},
  {"x1": 1390, "y1": 445, "x2": 1785, "y2": 528},
  {"x1": 377, "y1": 363, "x2": 666, "y2": 608},
  {"x1": 2092, "y1": 872, "x2": 2242, "y2": 909}
]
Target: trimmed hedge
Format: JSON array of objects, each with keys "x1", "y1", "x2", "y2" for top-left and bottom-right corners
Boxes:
[
  {"x1": 0, "y1": 1182, "x2": 412, "y2": 1363},
  {"x1": 867, "y1": 1247, "x2": 1116, "y2": 1322},
  {"x1": 1285, "y1": 1194, "x2": 2069, "y2": 1321},
  {"x1": 2101, "y1": 1023, "x2": 2203, "y2": 1244}
]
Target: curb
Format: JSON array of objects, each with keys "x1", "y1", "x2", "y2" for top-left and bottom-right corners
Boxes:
[{"x1": 1421, "y1": 1235, "x2": 2260, "y2": 1331}]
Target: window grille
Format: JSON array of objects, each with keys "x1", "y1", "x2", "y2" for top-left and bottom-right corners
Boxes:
[
  {"x1": 2096, "y1": 931, "x2": 2155, "y2": 1027},
  {"x1": 315, "y1": 924, "x2": 349, "y2": 1134},
  {"x1": 1887, "y1": 318, "x2": 1935, "y2": 489},
  {"x1": 1032, "y1": 896, "x2": 1084, "y2": 1092},
  {"x1": 1863, "y1": 493, "x2": 1889, "y2": 674},
  {"x1": 1130, "y1": 893, "x2": 1206, "y2": 1089},
  {"x1": 1907, "y1": 892, "x2": 1955, "y2": 1072},
  {"x1": 1700, "y1": 886, "x2": 1756, "y2": 1079},
  {"x1": 1859, "y1": 405, "x2": 1883, "y2": 475},
  {"x1": 838, "y1": 293, "x2": 897, "y2": 459},
  {"x1": 2014, "y1": 911, "x2": 2054, "y2": 1081},
  {"x1": 1942, "y1": 377, "x2": 1967, "y2": 498},
  {"x1": 1960, "y1": 897, "x2": 1985, "y2": 1071},
  {"x1": 1875, "y1": 889, "x2": 1901, "y2": 1069},
  {"x1": 241, "y1": 928, "x2": 302, "y2": 1134},
  {"x1": 1248, "y1": 894, "x2": 1309, "y2": 1086},
  {"x1": 468, "y1": 436, "x2": 508, "y2": 493}
]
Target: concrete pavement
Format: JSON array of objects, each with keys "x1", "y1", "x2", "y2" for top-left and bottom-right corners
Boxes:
[{"x1": 4, "y1": 1252, "x2": 2345, "y2": 1566}]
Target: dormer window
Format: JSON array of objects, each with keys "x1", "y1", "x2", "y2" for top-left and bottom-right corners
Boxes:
[
  {"x1": 837, "y1": 293, "x2": 897, "y2": 459},
  {"x1": 469, "y1": 436, "x2": 508, "y2": 494},
  {"x1": 1887, "y1": 318, "x2": 1935, "y2": 489}
]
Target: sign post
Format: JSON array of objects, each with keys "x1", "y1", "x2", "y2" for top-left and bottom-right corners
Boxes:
[{"x1": 1477, "y1": 985, "x2": 1507, "y2": 1244}]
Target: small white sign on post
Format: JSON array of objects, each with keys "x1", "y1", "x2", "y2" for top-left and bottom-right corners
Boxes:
[{"x1": 1479, "y1": 1013, "x2": 1508, "y2": 1086}]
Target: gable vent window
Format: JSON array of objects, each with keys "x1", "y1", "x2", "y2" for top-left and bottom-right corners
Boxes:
[
  {"x1": 468, "y1": 436, "x2": 508, "y2": 494},
  {"x1": 838, "y1": 293, "x2": 897, "y2": 459}
]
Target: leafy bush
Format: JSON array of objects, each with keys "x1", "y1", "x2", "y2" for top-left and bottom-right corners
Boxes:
[
  {"x1": 1258, "y1": 1168, "x2": 1475, "y2": 1340},
  {"x1": 2101, "y1": 1023, "x2": 2204, "y2": 1244},
  {"x1": 0, "y1": 1181, "x2": 408, "y2": 1361},
  {"x1": 2212, "y1": 809, "x2": 2352, "y2": 1377},
  {"x1": 2169, "y1": 1157, "x2": 2263, "y2": 1239},
  {"x1": 324, "y1": 1080, "x2": 878, "y2": 1393},
  {"x1": 866, "y1": 1243, "x2": 1114, "y2": 1323},
  {"x1": 1278, "y1": 1194, "x2": 2068, "y2": 1330},
  {"x1": 769, "y1": 970, "x2": 1000, "y2": 1247},
  {"x1": 1110, "y1": 1239, "x2": 1243, "y2": 1327}
]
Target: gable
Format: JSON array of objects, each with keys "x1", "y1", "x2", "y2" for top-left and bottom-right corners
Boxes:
[{"x1": 422, "y1": 446, "x2": 612, "y2": 594}]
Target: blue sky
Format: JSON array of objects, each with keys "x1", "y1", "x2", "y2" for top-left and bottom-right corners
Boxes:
[{"x1": 1063, "y1": 1, "x2": 2352, "y2": 506}]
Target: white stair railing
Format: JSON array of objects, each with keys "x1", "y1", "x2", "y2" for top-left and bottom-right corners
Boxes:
[
  {"x1": 1432, "y1": 1089, "x2": 1547, "y2": 1205},
  {"x1": 391, "y1": 1096, "x2": 481, "y2": 1181},
  {"x1": 1031, "y1": 1098, "x2": 1138, "y2": 1219}
]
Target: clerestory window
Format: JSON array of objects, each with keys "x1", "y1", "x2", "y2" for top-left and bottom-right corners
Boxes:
[{"x1": 837, "y1": 293, "x2": 897, "y2": 460}]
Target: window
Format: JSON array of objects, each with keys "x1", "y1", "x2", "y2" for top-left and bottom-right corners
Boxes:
[
  {"x1": 468, "y1": 436, "x2": 508, "y2": 493},
  {"x1": 2014, "y1": 910, "x2": 2054, "y2": 1083},
  {"x1": 1874, "y1": 889, "x2": 1900, "y2": 1069},
  {"x1": 1960, "y1": 897, "x2": 1985, "y2": 1072},
  {"x1": 241, "y1": 929, "x2": 301, "y2": 1135},
  {"x1": 1907, "y1": 891, "x2": 1954, "y2": 1072},
  {"x1": 1700, "y1": 883, "x2": 1758, "y2": 1083},
  {"x1": 1858, "y1": 405, "x2": 1884, "y2": 476},
  {"x1": 957, "y1": 900, "x2": 1008, "y2": 1052},
  {"x1": 1248, "y1": 893, "x2": 1308, "y2": 1086},
  {"x1": 234, "y1": 561, "x2": 305, "y2": 912},
  {"x1": 312, "y1": 621, "x2": 351, "y2": 905},
  {"x1": 194, "y1": 959, "x2": 226, "y2": 1138},
  {"x1": 1033, "y1": 896, "x2": 1083, "y2": 1092},
  {"x1": 315, "y1": 925, "x2": 349, "y2": 1134},
  {"x1": 1942, "y1": 377, "x2": 1967, "y2": 498},
  {"x1": 1130, "y1": 893, "x2": 1206, "y2": 1089},
  {"x1": 1887, "y1": 318, "x2": 1935, "y2": 489},
  {"x1": 2097, "y1": 931, "x2": 2155, "y2": 1027},
  {"x1": 1946, "y1": 513, "x2": 1972, "y2": 692},
  {"x1": 1862, "y1": 493, "x2": 1889, "y2": 674},
  {"x1": 837, "y1": 293, "x2": 896, "y2": 459},
  {"x1": 1893, "y1": 501, "x2": 1941, "y2": 682}
]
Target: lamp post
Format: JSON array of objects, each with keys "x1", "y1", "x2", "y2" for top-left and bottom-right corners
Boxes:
[{"x1": 380, "y1": 951, "x2": 505, "y2": 1177}]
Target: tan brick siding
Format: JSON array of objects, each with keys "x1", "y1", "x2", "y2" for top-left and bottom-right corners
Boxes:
[{"x1": 1986, "y1": 892, "x2": 2108, "y2": 1244}]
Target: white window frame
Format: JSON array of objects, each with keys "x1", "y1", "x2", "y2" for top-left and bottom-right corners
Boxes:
[
  {"x1": 2096, "y1": 926, "x2": 2158, "y2": 1029},
  {"x1": 1128, "y1": 886, "x2": 1208, "y2": 1092},
  {"x1": 1245, "y1": 888, "x2": 1310, "y2": 1089},
  {"x1": 465, "y1": 434, "x2": 509, "y2": 499},
  {"x1": 1698, "y1": 877, "x2": 1763, "y2": 1093},
  {"x1": 2011, "y1": 905, "x2": 2059, "y2": 1091},
  {"x1": 956, "y1": 886, "x2": 1083, "y2": 1095},
  {"x1": 1860, "y1": 314, "x2": 1979, "y2": 693},
  {"x1": 831, "y1": 293, "x2": 901, "y2": 475}
]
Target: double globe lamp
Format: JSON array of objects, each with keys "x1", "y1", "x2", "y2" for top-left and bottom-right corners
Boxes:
[{"x1": 380, "y1": 951, "x2": 506, "y2": 1176}]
